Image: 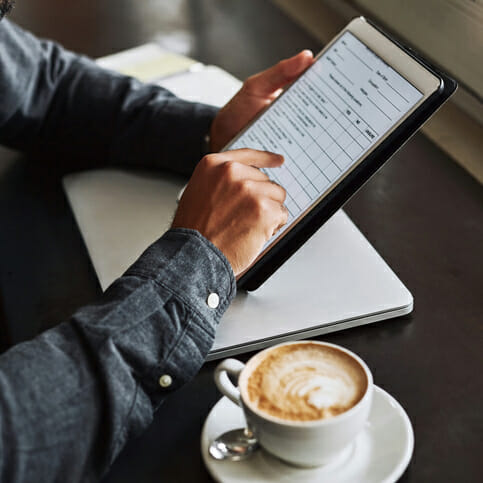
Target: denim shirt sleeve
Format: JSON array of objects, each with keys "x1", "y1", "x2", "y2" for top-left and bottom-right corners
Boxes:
[
  {"x1": 0, "y1": 229, "x2": 236, "y2": 482},
  {"x1": 0, "y1": 17, "x2": 236, "y2": 483},
  {"x1": 0, "y1": 19, "x2": 218, "y2": 175}
]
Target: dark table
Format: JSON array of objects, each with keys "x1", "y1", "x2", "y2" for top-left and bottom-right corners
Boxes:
[{"x1": 1, "y1": 1, "x2": 482, "y2": 481}]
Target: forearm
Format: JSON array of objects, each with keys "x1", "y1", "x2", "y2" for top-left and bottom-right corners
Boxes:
[
  {"x1": 0, "y1": 20, "x2": 217, "y2": 175},
  {"x1": 0, "y1": 229, "x2": 235, "y2": 482}
]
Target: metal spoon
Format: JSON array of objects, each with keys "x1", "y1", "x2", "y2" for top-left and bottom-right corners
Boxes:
[{"x1": 209, "y1": 428, "x2": 260, "y2": 461}]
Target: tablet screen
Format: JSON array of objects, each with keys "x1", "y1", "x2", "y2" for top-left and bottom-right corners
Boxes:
[{"x1": 228, "y1": 31, "x2": 424, "y2": 251}]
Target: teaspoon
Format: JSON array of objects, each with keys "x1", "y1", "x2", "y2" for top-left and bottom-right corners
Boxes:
[{"x1": 209, "y1": 428, "x2": 259, "y2": 461}]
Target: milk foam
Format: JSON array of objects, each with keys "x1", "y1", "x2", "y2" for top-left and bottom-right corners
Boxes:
[
  {"x1": 294, "y1": 373, "x2": 354, "y2": 410},
  {"x1": 246, "y1": 344, "x2": 367, "y2": 421}
]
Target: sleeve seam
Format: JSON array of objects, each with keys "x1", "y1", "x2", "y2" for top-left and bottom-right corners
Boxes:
[{"x1": 125, "y1": 271, "x2": 227, "y2": 330}]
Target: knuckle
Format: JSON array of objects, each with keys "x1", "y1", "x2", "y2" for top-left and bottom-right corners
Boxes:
[
  {"x1": 238, "y1": 179, "x2": 253, "y2": 195},
  {"x1": 220, "y1": 160, "x2": 238, "y2": 180},
  {"x1": 200, "y1": 154, "x2": 217, "y2": 169},
  {"x1": 275, "y1": 182, "x2": 287, "y2": 201},
  {"x1": 268, "y1": 180, "x2": 286, "y2": 201},
  {"x1": 254, "y1": 197, "x2": 269, "y2": 219}
]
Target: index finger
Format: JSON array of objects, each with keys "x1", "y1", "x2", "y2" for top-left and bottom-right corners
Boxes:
[{"x1": 219, "y1": 148, "x2": 284, "y2": 169}]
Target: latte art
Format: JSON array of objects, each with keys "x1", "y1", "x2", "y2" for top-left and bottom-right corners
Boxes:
[
  {"x1": 245, "y1": 343, "x2": 367, "y2": 421},
  {"x1": 288, "y1": 371, "x2": 355, "y2": 410}
]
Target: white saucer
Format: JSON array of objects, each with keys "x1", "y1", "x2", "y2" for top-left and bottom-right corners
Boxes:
[{"x1": 201, "y1": 385, "x2": 414, "y2": 483}]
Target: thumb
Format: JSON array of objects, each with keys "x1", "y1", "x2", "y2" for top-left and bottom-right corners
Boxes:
[{"x1": 243, "y1": 50, "x2": 314, "y2": 97}]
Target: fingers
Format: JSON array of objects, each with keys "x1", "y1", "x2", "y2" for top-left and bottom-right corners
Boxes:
[
  {"x1": 241, "y1": 164, "x2": 270, "y2": 182},
  {"x1": 266, "y1": 180, "x2": 286, "y2": 203},
  {"x1": 211, "y1": 148, "x2": 284, "y2": 169},
  {"x1": 224, "y1": 162, "x2": 269, "y2": 182},
  {"x1": 273, "y1": 207, "x2": 289, "y2": 237},
  {"x1": 264, "y1": 199, "x2": 289, "y2": 238},
  {"x1": 243, "y1": 50, "x2": 314, "y2": 96},
  {"x1": 249, "y1": 179, "x2": 286, "y2": 203},
  {"x1": 198, "y1": 149, "x2": 289, "y2": 242}
]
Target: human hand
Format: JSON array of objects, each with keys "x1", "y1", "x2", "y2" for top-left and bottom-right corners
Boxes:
[
  {"x1": 172, "y1": 149, "x2": 288, "y2": 275},
  {"x1": 209, "y1": 50, "x2": 314, "y2": 152}
]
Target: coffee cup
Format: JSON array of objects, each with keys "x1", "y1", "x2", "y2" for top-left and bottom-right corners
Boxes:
[{"x1": 214, "y1": 340, "x2": 373, "y2": 467}]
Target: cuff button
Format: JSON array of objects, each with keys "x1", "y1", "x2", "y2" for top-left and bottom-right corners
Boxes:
[
  {"x1": 207, "y1": 292, "x2": 220, "y2": 309},
  {"x1": 159, "y1": 374, "x2": 173, "y2": 388}
]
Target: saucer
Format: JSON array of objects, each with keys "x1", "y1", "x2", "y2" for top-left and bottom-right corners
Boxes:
[{"x1": 201, "y1": 385, "x2": 414, "y2": 483}]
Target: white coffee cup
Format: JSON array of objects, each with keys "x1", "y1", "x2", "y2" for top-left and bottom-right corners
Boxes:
[{"x1": 214, "y1": 340, "x2": 373, "y2": 467}]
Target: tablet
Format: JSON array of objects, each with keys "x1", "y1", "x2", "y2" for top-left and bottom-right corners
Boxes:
[{"x1": 227, "y1": 17, "x2": 457, "y2": 291}]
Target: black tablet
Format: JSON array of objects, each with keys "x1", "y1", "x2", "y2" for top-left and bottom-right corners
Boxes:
[{"x1": 226, "y1": 17, "x2": 457, "y2": 291}]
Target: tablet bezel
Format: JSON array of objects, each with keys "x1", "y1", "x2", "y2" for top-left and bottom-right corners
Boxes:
[{"x1": 233, "y1": 17, "x2": 455, "y2": 290}]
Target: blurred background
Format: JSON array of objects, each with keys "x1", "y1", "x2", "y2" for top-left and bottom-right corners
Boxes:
[
  {"x1": 9, "y1": 0, "x2": 483, "y2": 183},
  {"x1": 9, "y1": 0, "x2": 319, "y2": 80}
]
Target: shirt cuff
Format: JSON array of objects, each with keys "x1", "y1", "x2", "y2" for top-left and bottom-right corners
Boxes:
[{"x1": 125, "y1": 228, "x2": 236, "y2": 330}]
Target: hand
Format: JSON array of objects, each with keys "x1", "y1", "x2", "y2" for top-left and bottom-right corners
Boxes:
[
  {"x1": 209, "y1": 50, "x2": 314, "y2": 152},
  {"x1": 172, "y1": 149, "x2": 288, "y2": 275}
]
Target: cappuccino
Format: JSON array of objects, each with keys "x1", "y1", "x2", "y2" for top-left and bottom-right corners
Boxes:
[{"x1": 244, "y1": 343, "x2": 367, "y2": 421}]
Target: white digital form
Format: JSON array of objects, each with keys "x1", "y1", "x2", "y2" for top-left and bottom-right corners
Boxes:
[{"x1": 229, "y1": 31, "x2": 423, "y2": 246}]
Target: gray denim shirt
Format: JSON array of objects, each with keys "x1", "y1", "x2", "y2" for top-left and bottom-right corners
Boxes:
[{"x1": 0, "y1": 19, "x2": 236, "y2": 482}]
